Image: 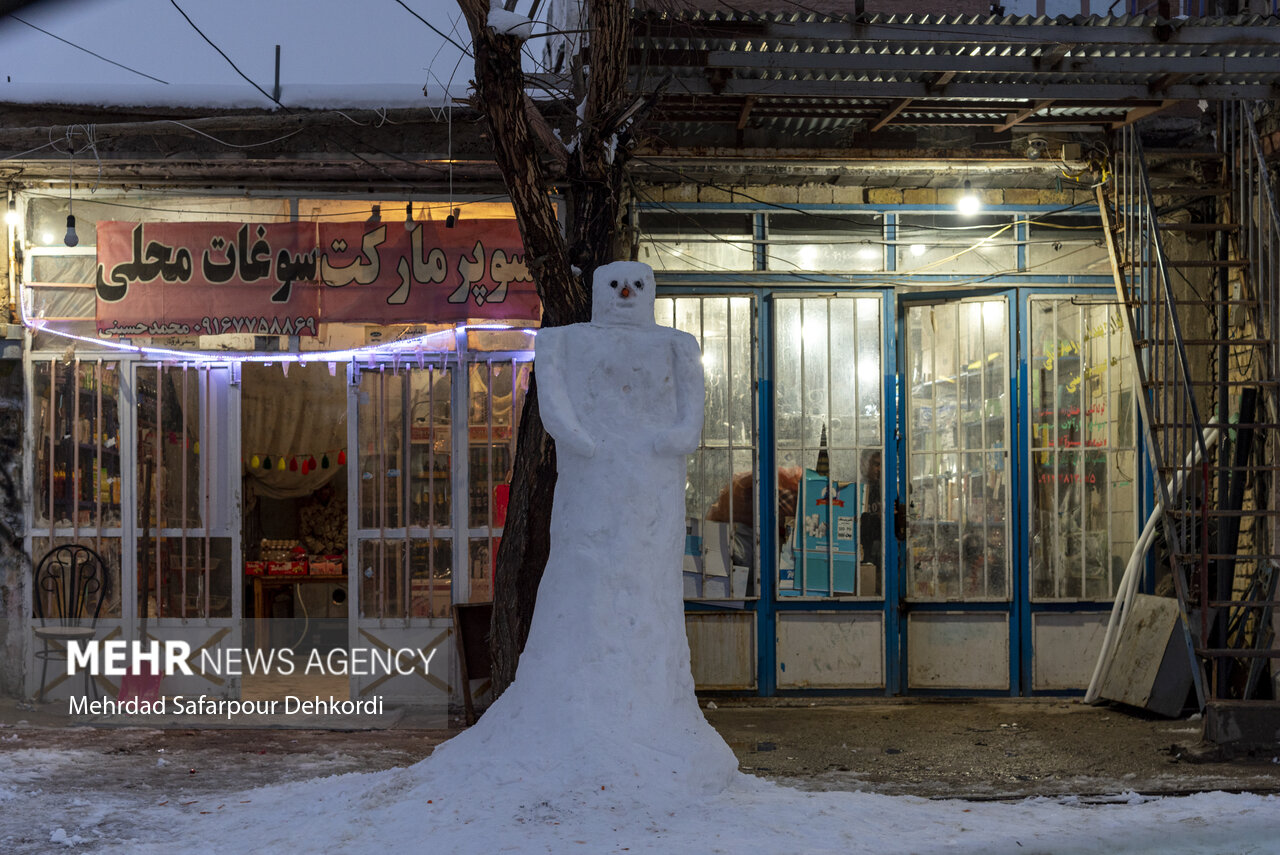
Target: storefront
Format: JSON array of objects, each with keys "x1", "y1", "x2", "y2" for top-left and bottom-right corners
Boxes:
[
  {"x1": 20, "y1": 190, "x2": 535, "y2": 711},
  {"x1": 16, "y1": 187, "x2": 1147, "y2": 704},
  {"x1": 643, "y1": 199, "x2": 1145, "y2": 697}
]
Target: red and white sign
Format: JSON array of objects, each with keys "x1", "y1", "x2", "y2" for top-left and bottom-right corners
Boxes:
[{"x1": 95, "y1": 219, "x2": 539, "y2": 337}]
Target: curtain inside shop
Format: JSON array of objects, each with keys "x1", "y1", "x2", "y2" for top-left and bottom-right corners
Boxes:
[{"x1": 241, "y1": 363, "x2": 348, "y2": 499}]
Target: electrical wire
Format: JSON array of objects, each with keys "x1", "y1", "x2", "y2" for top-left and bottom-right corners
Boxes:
[
  {"x1": 167, "y1": 0, "x2": 275, "y2": 104},
  {"x1": 391, "y1": 0, "x2": 473, "y2": 57},
  {"x1": 161, "y1": 120, "x2": 305, "y2": 149},
  {"x1": 6, "y1": 13, "x2": 170, "y2": 84},
  {"x1": 163, "y1": 1, "x2": 454, "y2": 188}
]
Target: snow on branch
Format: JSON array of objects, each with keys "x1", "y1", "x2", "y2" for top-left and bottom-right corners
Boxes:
[{"x1": 488, "y1": 0, "x2": 534, "y2": 39}]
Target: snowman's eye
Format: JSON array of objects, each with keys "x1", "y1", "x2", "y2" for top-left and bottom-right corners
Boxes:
[
  {"x1": 633, "y1": 280, "x2": 644, "y2": 290},
  {"x1": 610, "y1": 280, "x2": 619, "y2": 289}
]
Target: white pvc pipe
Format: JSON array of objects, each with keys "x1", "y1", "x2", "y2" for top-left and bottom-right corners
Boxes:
[{"x1": 1084, "y1": 428, "x2": 1219, "y2": 704}]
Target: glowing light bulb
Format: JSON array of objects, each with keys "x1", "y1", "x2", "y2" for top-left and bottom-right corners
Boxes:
[
  {"x1": 956, "y1": 180, "x2": 981, "y2": 216},
  {"x1": 910, "y1": 244, "x2": 927, "y2": 257},
  {"x1": 5, "y1": 199, "x2": 17, "y2": 227}
]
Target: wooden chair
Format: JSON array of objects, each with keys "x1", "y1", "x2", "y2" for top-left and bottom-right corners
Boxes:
[
  {"x1": 451, "y1": 602, "x2": 493, "y2": 725},
  {"x1": 33, "y1": 544, "x2": 111, "y2": 703}
]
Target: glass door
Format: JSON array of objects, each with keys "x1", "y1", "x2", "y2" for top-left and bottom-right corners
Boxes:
[
  {"x1": 130, "y1": 362, "x2": 240, "y2": 697},
  {"x1": 903, "y1": 297, "x2": 1014, "y2": 691},
  {"x1": 349, "y1": 360, "x2": 456, "y2": 710}
]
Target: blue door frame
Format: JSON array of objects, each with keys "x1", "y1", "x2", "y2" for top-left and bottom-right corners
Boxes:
[{"x1": 671, "y1": 281, "x2": 1124, "y2": 697}]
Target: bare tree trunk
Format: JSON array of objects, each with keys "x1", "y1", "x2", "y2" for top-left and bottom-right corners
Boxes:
[{"x1": 458, "y1": 0, "x2": 632, "y2": 693}]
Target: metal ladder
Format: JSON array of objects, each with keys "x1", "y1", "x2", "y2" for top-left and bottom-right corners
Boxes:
[{"x1": 1100, "y1": 102, "x2": 1280, "y2": 722}]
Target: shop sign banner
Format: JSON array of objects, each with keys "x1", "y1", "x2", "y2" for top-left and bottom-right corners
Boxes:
[
  {"x1": 315, "y1": 219, "x2": 539, "y2": 325},
  {"x1": 95, "y1": 219, "x2": 538, "y2": 337}
]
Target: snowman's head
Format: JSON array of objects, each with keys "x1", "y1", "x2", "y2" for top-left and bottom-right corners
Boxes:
[{"x1": 591, "y1": 261, "x2": 656, "y2": 327}]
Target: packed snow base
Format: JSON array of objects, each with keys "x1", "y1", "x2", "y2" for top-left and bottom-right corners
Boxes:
[
  {"x1": 7, "y1": 756, "x2": 1278, "y2": 855},
  {"x1": 10, "y1": 261, "x2": 1278, "y2": 852}
]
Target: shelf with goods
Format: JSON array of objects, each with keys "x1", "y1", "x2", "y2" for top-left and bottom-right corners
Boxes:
[
  {"x1": 408, "y1": 426, "x2": 452, "y2": 529},
  {"x1": 467, "y1": 425, "x2": 514, "y2": 531},
  {"x1": 34, "y1": 364, "x2": 124, "y2": 528}
]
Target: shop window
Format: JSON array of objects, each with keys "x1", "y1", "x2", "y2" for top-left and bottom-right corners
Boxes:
[
  {"x1": 359, "y1": 538, "x2": 452, "y2": 620},
  {"x1": 767, "y1": 212, "x2": 883, "y2": 273},
  {"x1": 639, "y1": 212, "x2": 755, "y2": 272},
  {"x1": 773, "y1": 296, "x2": 883, "y2": 599},
  {"x1": 32, "y1": 360, "x2": 123, "y2": 531},
  {"x1": 355, "y1": 363, "x2": 457, "y2": 618},
  {"x1": 1029, "y1": 299, "x2": 1138, "y2": 601},
  {"x1": 895, "y1": 213, "x2": 1017, "y2": 275},
  {"x1": 1027, "y1": 215, "x2": 1109, "y2": 275},
  {"x1": 905, "y1": 300, "x2": 1010, "y2": 602},
  {"x1": 657, "y1": 296, "x2": 757, "y2": 600},
  {"x1": 467, "y1": 359, "x2": 530, "y2": 603}
]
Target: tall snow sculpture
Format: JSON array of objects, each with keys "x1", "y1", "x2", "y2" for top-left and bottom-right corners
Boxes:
[{"x1": 427, "y1": 261, "x2": 739, "y2": 796}]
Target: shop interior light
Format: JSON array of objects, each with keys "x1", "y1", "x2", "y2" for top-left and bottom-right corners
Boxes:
[
  {"x1": 64, "y1": 214, "x2": 79, "y2": 247},
  {"x1": 5, "y1": 198, "x2": 17, "y2": 227},
  {"x1": 909, "y1": 244, "x2": 927, "y2": 257},
  {"x1": 956, "y1": 180, "x2": 981, "y2": 217}
]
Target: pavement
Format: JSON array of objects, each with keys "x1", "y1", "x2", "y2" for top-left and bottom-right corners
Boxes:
[{"x1": 3, "y1": 694, "x2": 1280, "y2": 801}]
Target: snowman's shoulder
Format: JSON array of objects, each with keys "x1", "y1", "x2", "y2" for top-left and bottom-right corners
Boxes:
[
  {"x1": 532, "y1": 323, "x2": 583, "y2": 355},
  {"x1": 658, "y1": 325, "x2": 701, "y2": 354}
]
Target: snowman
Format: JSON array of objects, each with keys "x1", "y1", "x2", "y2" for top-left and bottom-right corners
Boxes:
[{"x1": 425, "y1": 261, "x2": 739, "y2": 797}]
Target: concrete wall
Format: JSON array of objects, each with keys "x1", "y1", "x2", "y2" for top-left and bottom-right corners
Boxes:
[{"x1": 0, "y1": 358, "x2": 25, "y2": 698}]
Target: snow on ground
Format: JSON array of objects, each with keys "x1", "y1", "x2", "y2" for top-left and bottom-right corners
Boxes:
[{"x1": 0, "y1": 747, "x2": 1277, "y2": 855}]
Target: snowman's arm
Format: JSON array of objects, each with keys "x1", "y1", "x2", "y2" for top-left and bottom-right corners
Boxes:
[
  {"x1": 654, "y1": 330, "x2": 705, "y2": 456},
  {"x1": 534, "y1": 327, "x2": 597, "y2": 458}
]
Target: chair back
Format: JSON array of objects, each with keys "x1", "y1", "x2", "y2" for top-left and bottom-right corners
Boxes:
[{"x1": 33, "y1": 544, "x2": 111, "y2": 628}]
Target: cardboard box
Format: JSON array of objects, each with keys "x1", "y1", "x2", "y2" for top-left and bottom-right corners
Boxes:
[
  {"x1": 266, "y1": 560, "x2": 308, "y2": 576},
  {"x1": 308, "y1": 557, "x2": 343, "y2": 576},
  {"x1": 244, "y1": 561, "x2": 266, "y2": 577}
]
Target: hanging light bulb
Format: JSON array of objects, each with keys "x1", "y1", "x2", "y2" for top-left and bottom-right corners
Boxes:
[
  {"x1": 404, "y1": 202, "x2": 414, "y2": 231},
  {"x1": 5, "y1": 197, "x2": 18, "y2": 227},
  {"x1": 956, "y1": 179, "x2": 981, "y2": 216},
  {"x1": 445, "y1": 207, "x2": 459, "y2": 229},
  {"x1": 64, "y1": 141, "x2": 78, "y2": 246}
]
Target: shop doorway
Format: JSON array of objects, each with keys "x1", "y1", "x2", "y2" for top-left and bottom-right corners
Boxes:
[
  {"x1": 901, "y1": 296, "x2": 1015, "y2": 692},
  {"x1": 240, "y1": 362, "x2": 350, "y2": 702}
]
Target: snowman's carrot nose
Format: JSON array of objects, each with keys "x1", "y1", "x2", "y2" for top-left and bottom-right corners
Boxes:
[{"x1": 620, "y1": 286, "x2": 631, "y2": 298}]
